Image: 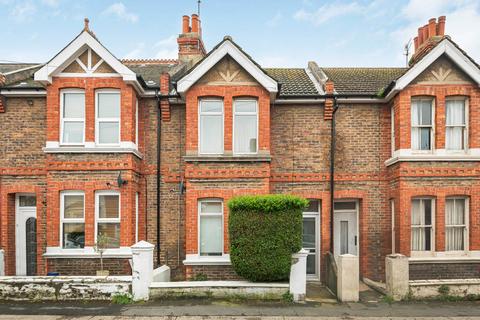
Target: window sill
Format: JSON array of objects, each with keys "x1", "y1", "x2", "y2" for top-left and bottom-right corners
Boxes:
[
  {"x1": 183, "y1": 254, "x2": 231, "y2": 265},
  {"x1": 409, "y1": 251, "x2": 480, "y2": 263},
  {"x1": 386, "y1": 148, "x2": 480, "y2": 166},
  {"x1": 43, "y1": 246, "x2": 132, "y2": 259},
  {"x1": 184, "y1": 154, "x2": 271, "y2": 163},
  {"x1": 44, "y1": 141, "x2": 142, "y2": 158}
]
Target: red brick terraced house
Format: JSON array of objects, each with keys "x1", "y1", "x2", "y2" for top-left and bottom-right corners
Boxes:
[{"x1": 1, "y1": 14, "x2": 480, "y2": 282}]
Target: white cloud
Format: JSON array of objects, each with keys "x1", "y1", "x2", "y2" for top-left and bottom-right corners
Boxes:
[
  {"x1": 392, "y1": 0, "x2": 480, "y2": 62},
  {"x1": 154, "y1": 35, "x2": 177, "y2": 59},
  {"x1": 293, "y1": 2, "x2": 364, "y2": 26},
  {"x1": 42, "y1": 0, "x2": 59, "y2": 7},
  {"x1": 266, "y1": 12, "x2": 283, "y2": 28},
  {"x1": 103, "y1": 2, "x2": 138, "y2": 23},
  {"x1": 10, "y1": 1, "x2": 36, "y2": 22}
]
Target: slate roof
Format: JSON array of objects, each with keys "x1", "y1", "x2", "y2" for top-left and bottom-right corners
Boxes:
[
  {"x1": 0, "y1": 63, "x2": 44, "y2": 89},
  {"x1": 265, "y1": 68, "x2": 319, "y2": 96},
  {"x1": 0, "y1": 63, "x2": 39, "y2": 74},
  {"x1": 321, "y1": 67, "x2": 407, "y2": 96}
]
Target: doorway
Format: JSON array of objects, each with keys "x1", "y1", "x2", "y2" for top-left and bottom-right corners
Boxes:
[
  {"x1": 15, "y1": 194, "x2": 37, "y2": 276},
  {"x1": 302, "y1": 200, "x2": 320, "y2": 280},
  {"x1": 333, "y1": 200, "x2": 358, "y2": 257}
]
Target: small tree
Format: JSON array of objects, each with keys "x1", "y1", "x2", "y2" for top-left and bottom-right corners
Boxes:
[
  {"x1": 94, "y1": 233, "x2": 110, "y2": 273},
  {"x1": 228, "y1": 194, "x2": 307, "y2": 282}
]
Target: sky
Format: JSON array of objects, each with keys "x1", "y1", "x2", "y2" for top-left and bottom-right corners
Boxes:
[{"x1": 1, "y1": 0, "x2": 480, "y2": 68}]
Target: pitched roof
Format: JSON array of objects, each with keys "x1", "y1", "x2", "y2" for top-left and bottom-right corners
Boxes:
[
  {"x1": 0, "y1": 63, "x2": 39, "y2": 74},
  {"x1": 321, "y1": 67, "x2": 407, "y2": 95},
  {"x1": 265, "y1": 68, "x2": 319, "y2": 96},
  {"x1": 0, "y1": 63, "x2": 44, "y2": 89}
]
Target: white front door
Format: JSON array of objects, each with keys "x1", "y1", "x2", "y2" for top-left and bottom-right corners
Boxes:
[
  {"x1": 15, "y1": 194, "x2": 36, "y2": 276},
  {"x1": 333, "y1": 201, "x2": 358, "y2": 257},
  {"x1": 302, "y1": 200, "x2": 320, "y2": 280}
]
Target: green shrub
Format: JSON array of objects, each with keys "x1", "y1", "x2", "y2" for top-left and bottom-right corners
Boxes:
[
  {"x1": 111, "y1": 293, "x2": 133, "y2": 304},
  {"x1": 228, "y1": 194, "x2": 307, "y2": 282}
]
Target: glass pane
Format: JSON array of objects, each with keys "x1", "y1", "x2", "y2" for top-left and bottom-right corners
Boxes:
[
  {"x1": 425, "y1": 227, "x2": 431, "y2": 251},
  {"x1": 234, "y1": 115, "x2": 257, "y2": 153},
  {"x1": 340, "y1": 220, "x2": 348, "y2": 255},
  {"x1": 411, "y1": 199, "x2": 421, "y2": 225},
  {"x1": 98, "y1": 122, "x2": 119, "y2": 144},
  {"x1": 200, "y1": 115, "x2": 222, "y2": 153},
  {"x1": 411, "y1": 227, "x2": 424, "y2": 251},
  {"x1": 63, "y1": 122, "x2": 84, "y2": 143},
  {"x1": 98, "y1": 195, "x2": 119, "y2": 219},
  {"x1": 446, "y1": 227, "x2": 464, "y2": 251},
  {"x1": 19, "y1": 196, "x2": 36, "y2": 207},
  {"x1": 306, "y1": 254, "x2": 316, "y2": 275},
  {"x1": 420, "y1": 100, "x2": 432, "y2": 125},
  {"x1": 420, "y1": 128, "x2": 431, "y2": 150},
  {"x1": 446, "y1": 127, "x2": 464, "y2": 150},
  {"x1": 63, "y1": 223, "x2": 85, "y2": 249},
  {"x1": 200, "y1": 201, "x2": 222, "y2": 214},
  {"x1": 446, "y1": 100, "x2": 465, "y2": 125},
  {"x1": 334, "y1": 202, "x2": 356, "y2": 210},
  {"x1": 199, "y1": 215, "x2": 222, "y2": 256},
  {"x1": 305, "y1": 200, "x2": 320, "y2": 213},
  {"x1": 424, "y1": 200, "x2": 432, "y2": 225},
  {"x1": 97, "y1": 223, "x2": 120, "y2": 248},
  {"x1": 98, "y1": 93, "x2": 120, "y2": 118},
  {"x1": 64, "y1": 195, "x2": 84, "y2": 219},
  {"x1": 63, "y1": 93, "x2": 85, "y2": 118},
  {"x1": 302, "y1": 218, "x2": 316, "y2": 248},
  {"x1": 200, "y1": 100, "x2": 222, "y2": 113},
  {"x1": 235, "y1": 100, "x2": 256, "y2": 113}
]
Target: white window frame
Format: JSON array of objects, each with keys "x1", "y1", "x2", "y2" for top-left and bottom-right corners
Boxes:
[
  {"x1": 391, "y1": 106, "x2": 395, "y2": 156},
  {"x1": 60, "y1": 89, "x2": 85, "y2": 146},
  {"x1": 135, "y1": 98, "x2": 139, "y2": 147},
  {"x1": 198, "y1": 99, "x2": 224, "y2": 155},
  {"x1": 60, "y1": 191, "x2": 85, "y2": 249},
  {"x1": 233, "y1": 99, "x2": 258, "y2": 155},
  {"x1": 94, "y1": 190, "x2": 121, "y2": 246},
  {"x1": 445, "y1": 197, "x2": 469, "y2": 252},
  {"x1": 198, "y1": 199, "x2": 224, "y2": 257},
  {"x1": 411, "y1": 97, "x2": 435, "y2": 152},
  {"x1": 95, "y1": 89, "x2": 121, "y2": 146},
  {"x1": 411, "y1": 198, "x2": 435, "y2": 254},
  {"x1": 445, "y1": 97, "x2": 469, "y2": 152}
]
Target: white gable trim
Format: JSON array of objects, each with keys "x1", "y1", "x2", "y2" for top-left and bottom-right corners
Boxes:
[
  {"x1": 385, "y1": 39, "x2": 480, "y2": 101},
  {"x1": 177, "y1": 40, "x2": 278, "y2": 97},
  {"x1": 34, "y1": 31, "x2": 138, "y2": 84}
]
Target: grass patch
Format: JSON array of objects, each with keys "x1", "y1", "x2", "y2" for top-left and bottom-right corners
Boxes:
[
  {"x1": 111, "y1": 293, "x2": 133, "y2": 304},
  {"x1": 382, "y1": 295, "x2": 394, "y2": 304}
]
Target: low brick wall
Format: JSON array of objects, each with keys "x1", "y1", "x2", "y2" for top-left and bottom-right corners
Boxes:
[
  {"x1": 185, "y1": 265, "x2": 242, "y2": 280},
  {"x1": 0, "y1": 276, "x2": 131, "y2": 300},
  {"x1": 47, "y1": 258, "x2": 131, "y2": 276},
  {"x1": 409, "y1": 262, "x2": 480, "y2": 280}
]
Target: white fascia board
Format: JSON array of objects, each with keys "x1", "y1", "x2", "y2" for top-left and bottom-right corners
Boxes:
[
  {"x1": 386, "y1": 39, "x2": 480, "y2": 101},
  {"x1": 34, "y1": 31, "x2": 137, "y2": 83},
  {"x1": 177, "y1": 40, "x2": 278, "y2": 94}
]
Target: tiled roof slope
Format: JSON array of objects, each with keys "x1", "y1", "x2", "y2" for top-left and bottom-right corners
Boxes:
[
  {"x1": 321, "y1": 67, "x2": 407, "y2": 96},
  {"x1": 265, "y1": 68, "x2": 318, "y2": 96},
  {"x1": 0, "y1": 63, "x2": 44, "y2": 89}
]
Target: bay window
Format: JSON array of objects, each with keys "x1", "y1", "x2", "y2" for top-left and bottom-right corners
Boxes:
[
  {"x1": 445, "y1": 198, "x2": 468, "y2": 251},
  {"x1": 61, "y1": 90, "x2": 85, "y2": 144},
  {"x1": 411, "y1": 198, "x2": 434, "y2": 252},
  {"x1": 411, "y1": 98, "x2": 433, "y2": 150},
  {"x1": 446, "y1": 98, "x2": 467, "y2": 150},
  {"x1": 96, "y1": 90, "x2": 120, "y2": 145},
  {"x1": 198, "y1": 199, "x2": 223, "y2": 256},
  {"x1": 95, "y1": 191, "x2": 121, "y2": 248},
  {"x1": 60, "y1": 191, "x2": 85, "y2": 249},
  {"x1": 233, "y1": 99, "x2": 258, "y2": 154},
  {"x1": 199, "y1": 99, "x2": 223, "y2": 154}
]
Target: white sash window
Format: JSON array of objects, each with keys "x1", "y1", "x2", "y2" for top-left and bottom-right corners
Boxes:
[
  {"x1": 198, "y1": 199, "x2": 223, "y2": 256},
  {"x1": 445, "y1": 198, "x2": 468, "y2": 251},
  {"x1": 199, "y1": 99, "x2": 223, "y2": 154},
  {"x1": 446, "y1": 98, "x2": 467, "y2": 150},
  {"x1": 411, "y1": 198, "x2": 434, "y2": 252},
  {"x1": 411, "y1": 98, "x2": 434, "y2": 151},
  {"x1": 234, "y1": 99, "x2": 258, "y2": 154},
  {"x1": 96, "y1": 90, "x2": 121, "y2": 145},
  {"x1": 61, "y1": 90, "x2": 85, "y2": 145}
]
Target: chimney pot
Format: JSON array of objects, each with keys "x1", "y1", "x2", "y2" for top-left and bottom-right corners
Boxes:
[
  {"x1": 182, "y1": 15, "x2": 190, "y2": 33},
  {"x1": 191, "y1": 14, "x2": 199, "y2": 33},
  {"x1": 417, "y1": 27, "x2": 424, "y2": 46},
  {"x1": 414, "y1": 37, "x2": 419, "y2": 51},
  {"x1": 428, "y1": 18, "x2": 437, "y2": 38},
  {"x1": 437, "y1": 16, "x2": 446, "y2": 36},
  {"x1": 422, "y1": 25, "x2": 429, "y2": 43}
]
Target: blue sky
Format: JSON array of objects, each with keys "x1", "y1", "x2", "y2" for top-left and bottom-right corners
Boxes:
[{"x1": 1, "y1": 0, "x2": 480, "y2": 68}]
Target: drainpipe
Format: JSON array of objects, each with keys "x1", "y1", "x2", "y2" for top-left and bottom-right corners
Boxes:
[
  {"x1": 329, "y1": 97, "x2": 339, "y2": 253},
  {"x1": 155, "y1": 89, "x2": 162, "y2": 267}
]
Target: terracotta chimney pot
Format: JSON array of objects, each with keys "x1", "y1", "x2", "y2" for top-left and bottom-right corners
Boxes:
[
  {"x1": 191, "y1": 14, "x2": 199, "y2": 33},
  {"x1": 422, "y1": 25, "x2": 429, "y2": 43},
  {"x1": 414, "y1": 37, "x2": 419, "y2": 51},
  {"x1": 437, "y1": 16, "x2": 446, "y2": 36},
  {"x1": 417, "y1": 27, "x2": 424, "y2": 46},
  {"x1": 182, "y1": 15, "x2": 190, "y2": 33},
  {"x1": 428, "y1": 18, "x2": 437, "y2": 38}
]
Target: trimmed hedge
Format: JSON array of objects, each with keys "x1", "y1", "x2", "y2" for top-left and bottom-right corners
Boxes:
[{"x1": 228, "y1": 194, "x2": 307, "y2": 282}]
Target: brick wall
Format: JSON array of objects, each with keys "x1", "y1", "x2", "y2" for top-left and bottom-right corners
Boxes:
[
  {"x1": 47, "y1": 258, "x2": 131, "y2": 276},
  {"x1": 410, "y1": 262, "x2": 480, "y2": 280}
]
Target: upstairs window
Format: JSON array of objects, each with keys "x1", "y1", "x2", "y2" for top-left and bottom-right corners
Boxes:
[
  {"x1": 445, "y1": 198, "x2": 468, "y2": 251},
  {"x1": 446, "y1": 98, "x2": 467, "y2": 150},
  {"x1": 61, "y1": 90, "x2": 85, "y2": 145},
  {"x1": 198, "y1": 199, "x2": 223, "y2": 256},
  {"x1": 96, "y1": 90, "x2": 120, "y2": 145},
  {"x1": 199, "y1": 99, "x2": 223, "y2": 154},
  {"x1": 234, "y1": 99, "x2": 258, "y2": 154},
  {"x1": 95, "y1": 191, "x2": 121, "y2": 248},
  {"x1": 411, "y1": 198, "x2": 434, "y2": 251},
  {"x1": 411, "y1": 98, "x2": 433, "y2": 150}
]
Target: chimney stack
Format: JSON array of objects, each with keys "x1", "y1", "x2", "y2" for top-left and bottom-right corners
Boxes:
[
  {"x1": 437, "y1": 16, "x2": 446, "y2": 36},
  {"x1": 177, "y1": 14, "x2": 206, "y2": 65},
  {"x1": 414, "y1": 17, "x2": 446, "y2": 53}
]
